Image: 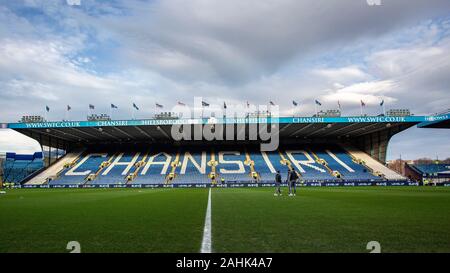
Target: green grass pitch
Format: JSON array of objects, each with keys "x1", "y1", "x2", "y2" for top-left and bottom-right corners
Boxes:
[{"x1": 1, "y1": 186, "x2": 450, "y2": 253}]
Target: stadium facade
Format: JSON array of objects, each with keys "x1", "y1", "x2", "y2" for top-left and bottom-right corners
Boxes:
[{"x1": 1, "y1": 113, "x2": 449, "y2": 188}]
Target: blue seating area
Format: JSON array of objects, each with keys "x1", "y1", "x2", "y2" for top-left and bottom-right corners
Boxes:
[
  {"x1": 285, "y1": 150, "x2": 333, "y2": 180},
  {"x1": 412, "y1": 164, "x2": 450, "y2": 176},
  {"x1": 250, "y1": 151, "x2": 289, "y2": 182},
  {"x1": 50, "y1": 153, "x2": 109, "y2": 185},
  {"x1": 2, "y1": 152, "x2": 44, "y2": 184},
  {"x1": 217, "y1": 151, "x2": 252, "y2": 182},
  {"x1": 93, "y1": 152, "x2": 142, "y2": 185},
  {"x1": 49, "y1": 145, "x2": 385, "y2": 185},
  {"x1": 315, "y1": 147, "x2": 378, "y2": 180},
  {"x1": 134, "y1": 152, "x2": 172, "y2": 184},
  {"x1": 177, "y1": 151, "x2": 211, "y2": 183}
]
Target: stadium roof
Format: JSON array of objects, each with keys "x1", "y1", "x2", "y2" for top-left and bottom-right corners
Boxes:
[
  {"x1": 417, "y1": 112, "x2": 450, "y2": 128},
  {"x1": 2, "y1": 114, "x2": 449, "y2": 147}
]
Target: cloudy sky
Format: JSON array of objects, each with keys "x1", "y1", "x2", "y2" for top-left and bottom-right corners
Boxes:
[{"x1": 0, "y1": 0, "x2": 449, "y2": 159}]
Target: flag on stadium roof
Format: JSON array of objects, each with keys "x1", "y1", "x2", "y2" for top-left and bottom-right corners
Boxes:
[
  {"x1": 111, "y1": 104, "x2": 118, "y2": 109},
  {"x1": 202, "y1": 101, "x2": 210, "y2": 107},
  {"x1": 133, "y1": 103, "x2": 140, "y2": 110},
  {"x1": 246, "y1": 101, "x2": 250, "y2": 108},
  {"x1": 155, "y1": 103, "x2": 163, "y2": 108},
  {"x1": 292, "y1": 100, "x2": 298, "y2": 106},
  {"x1": 89, "y1": 104, "x2": 95, "y2": 110},
  {"x1": 177, "y1": 101, "x2": 186, "y2": 106},
  {"x1": 45, "y1": 106, "x2": 50, "y2": 112},
  {"x1": 315, "y1": 99, "x2": 322, "y2": 106},
  {"x1": 269, "y1": 101, "x2": 275, "y2": 106},
  {"x1": 361, "y1": 100, "x2": 366, "y2": 107},
  {"x1": 380, "y1": 99, "x2": 384, "y2": 106},
  {"x1": 223, "y1": 102, "x2": 227, "y2": 109},
  {"x1": 67, "y1": 105, "x2": 71, "y2": 111}
]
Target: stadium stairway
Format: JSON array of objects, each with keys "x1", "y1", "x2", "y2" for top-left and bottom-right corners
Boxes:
[
  {"x1": 308, "y1": 149, "x2": 336, "y2": 177},
  {"x1": 132, "y1": 152, "x2": 174, "y2": 184},
  {"x1": 84, "y1": 153, "x2": 117, "y2": 184},
  {"x1": 125, "y1": 151, "x2": 149, "y2": 184},
  {"x1": 25, "y1": 149, "x2": 85, "y2": 185},
  {"x1": 340, "y1": 144, "x2": 406, "y2": 180}
]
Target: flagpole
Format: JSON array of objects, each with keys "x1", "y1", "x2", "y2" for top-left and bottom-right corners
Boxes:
[
  {"x1": 223, "y1": 102, "x2": 226, "y2": 119},
  {"x1": 360, "y1": 103, "x2": 363, "y2": 116},
  {"x1": 314, "y1": 103, "x2": 317, "y2": 117}
]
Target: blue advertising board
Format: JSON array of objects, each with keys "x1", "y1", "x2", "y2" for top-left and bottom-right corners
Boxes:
[
  {"x1": 5, "y1": 114, "x2": 449, "y2": 129},
  {"x1": 18, "y1": 180, "x2": 424, "y2": 189}
]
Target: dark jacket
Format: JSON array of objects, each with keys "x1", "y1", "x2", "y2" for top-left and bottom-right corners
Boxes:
[
  {"x1": 275, "y1": 173, "x2": 282, "y2": 183},
  {"x1": 291, "y1": 171, "x2": 298, "y2": 181}
]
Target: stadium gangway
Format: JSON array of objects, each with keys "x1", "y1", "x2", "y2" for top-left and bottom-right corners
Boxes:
[
  {"x1": 84, "y1": 153, "x2": 117, "y2": 184},
  {"x1": 307, "y1": 148, "x2": 341, "y2": 179},
  {"x1": 277, "y1": 150, "x2": 302, "y2": 180},
  {"x1": 165, "y1": 152, "x2": 181, "y2": 184},
  {"x1": 340, "y1": 144, "x2": 405, "y2": 180}
]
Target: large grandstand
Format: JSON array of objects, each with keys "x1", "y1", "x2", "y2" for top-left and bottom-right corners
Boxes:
[
  {"x1": 2, "y1": 112, "x2": 450, "y2": 254},
  {"x1": 2, "y1": 112, "x2": 449, "y2": 188}
]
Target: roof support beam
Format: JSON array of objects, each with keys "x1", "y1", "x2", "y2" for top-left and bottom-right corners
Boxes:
[
  {"x1": 339, "y1": 123, "x2": 380, "y2": 137},
  {"x1": 27, "y1": 129, "x2": 67, "y2": 143},
  {"x1": 112, "y1": 126, "x2": 135, "y2": 140},
  {"x1": 321, "y1": 123, "x2": 360, "y2": 137},
  {"x1": 156, "y1": 126, "x2": 171, "y2": 140},
  {"x1": 288, "y1": 123, "x2": 314, "y2": 137},
  {"x1": 134, "y1": 126, "x2": 155, "y2": 142},
  {"x1": 93, "y1": 128, "x2": 122, "y2": 141},
  {"x1": 69, "y1": 127, "x2": 103, "y2": 141},
  {"x1": 52, "y1": 128, "x2": 88, "y2": 142},
  {"x1": 305, "y1": 124, "x2": 332, "y2": 137}
]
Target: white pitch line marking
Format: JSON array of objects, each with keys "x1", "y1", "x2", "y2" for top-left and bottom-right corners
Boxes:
[{"x1": 200, "y1": 188, "x2": 212, "y2": 253}]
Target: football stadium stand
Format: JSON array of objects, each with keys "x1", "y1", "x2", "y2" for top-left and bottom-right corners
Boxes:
[
  {"x1": 22, "y1": 144, "x2": 396, "y2": 186},
  {"x1": 412, "y1": 164, "x2": 450, "y2": 175},
  {"x1": 2, "y1": 112, "x2": 449, "y2": 187},
  {"x1": 26, "y1": 149, "x2": 84, "y2": 185},
  {"x1": 1, "y1": 152, "x2": 44, "y2": 184},
  {"x1": 408, "y1": 163, "x2": 450, "y2": 184},
  {"x1": 341, "y1": 144, "x2": 405, "y2": 180}
]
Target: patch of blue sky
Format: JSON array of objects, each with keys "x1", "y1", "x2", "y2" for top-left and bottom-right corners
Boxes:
[
  {"x1": 69, "y1": 38, "x2": 122, "y2": 75},
  {"x1": 288, "y1": 16, "x2": 450, "y2": 75}
]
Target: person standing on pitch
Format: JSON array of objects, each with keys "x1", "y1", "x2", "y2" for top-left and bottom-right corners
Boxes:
[
  {"x1": 274, "y1": 170, "x2": 282, "y2": 196},
  {"x1": 290, "y1": 170, "x2": 298, "y2": 196},
  {"x1": 287, "y1": 169, "x2": 297, "y2": 196},
  {"x1": 287, "y1": 169, "x2": 292, "y2": 195}
]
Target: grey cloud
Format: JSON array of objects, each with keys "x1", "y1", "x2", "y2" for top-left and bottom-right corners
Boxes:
[
  {"x1": 0, "y1": 0, "x2": 449, "y2": 159},
  {"x1": 90, "y1": 0, "x2": 450, "y2": 84}
]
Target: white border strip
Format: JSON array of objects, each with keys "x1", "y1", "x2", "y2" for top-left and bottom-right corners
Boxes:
[{"x1": 200, "y1": 188, "x2": 212, "y2": 253}]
